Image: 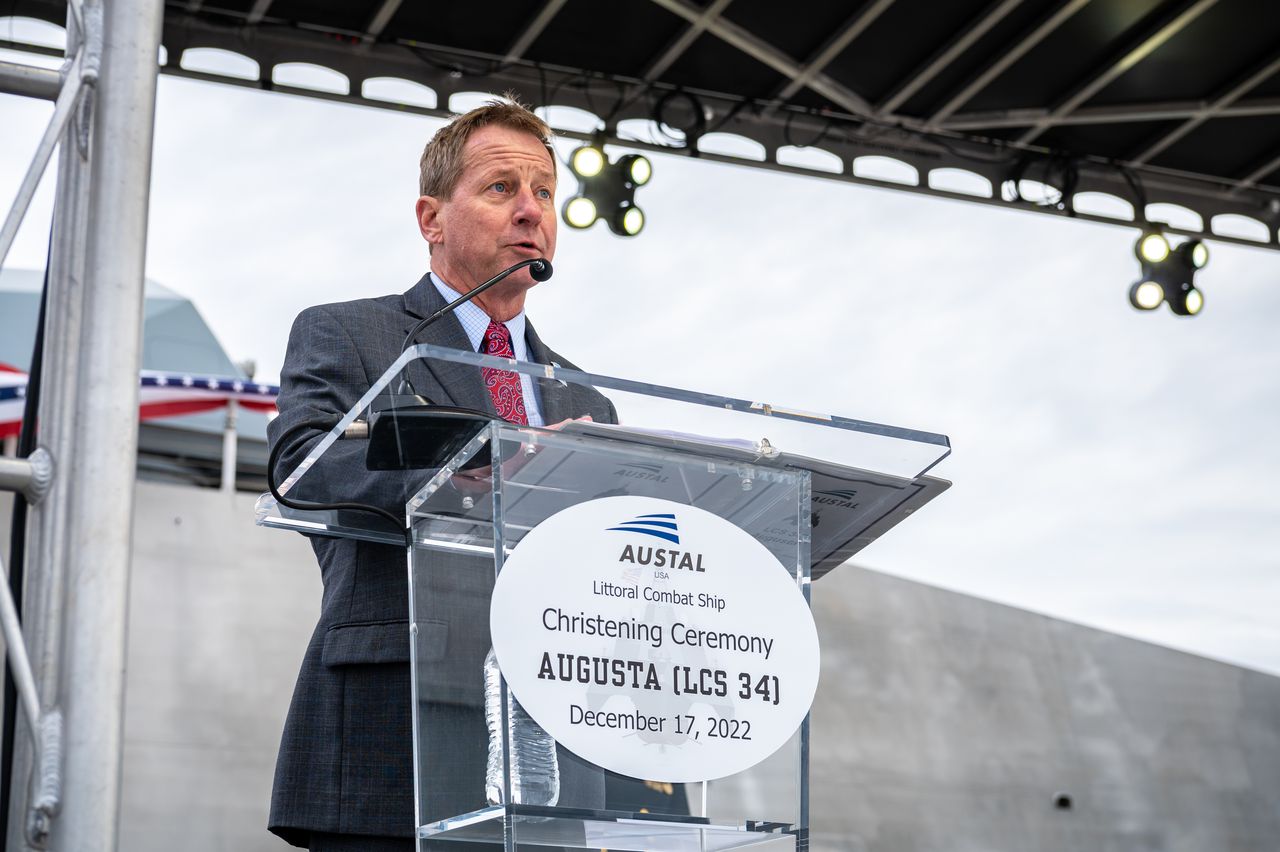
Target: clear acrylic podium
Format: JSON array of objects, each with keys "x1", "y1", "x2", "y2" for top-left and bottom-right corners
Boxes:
[{"x1": 257, "y1": 344, "x2": 950, "y2": 851}]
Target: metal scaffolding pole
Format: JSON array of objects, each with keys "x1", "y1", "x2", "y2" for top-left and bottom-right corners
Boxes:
[
  {"x1": 48, "y1": 0, "x2": 162, "y2": 848},
  {"x1": 2, "y1": 2, "x2": 98, "y2": 847},
  {"x1": 220, "y1": 400, "x2": 240, "y2": 493},
  {"x1": 0, "y1": 62, "x2": 62, "y2": 101},
  {"x1": 6, "y1": 6, "x2": 99, "y2": 850}
]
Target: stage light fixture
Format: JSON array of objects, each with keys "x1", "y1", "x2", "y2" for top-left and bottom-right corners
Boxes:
[
  {"x1": 1129, "y1": 229, "x2": 1209, "y2": 317},
  {"x1": 1186, "y1": 288, "x2": 1204, "y2": 315},
  {"x1": 619, "y1": 154, "x2": 652, "y2": 186},
  {"x1": 1167, "y1": 282, "x2": 1204, "y2": 316},
  {"x1": 613, "y1": 205, "x2": 644, "y2": 237},
  {"x1": 1128, "y1": 279, "x2": 1164, "y2": 310},
  {"x1": 1136, "y1": 231, "x2": 1171, "y2": 264},
  {"x1": 560, "y1": 145, "x2": 652, "y2": 238},
  {"x1": 570, "y1": 144, "x2": 606, "y2": 178},
  {"x1": 563, "y1": 196, "x2": 598, "y2": 229},
  {"x1": 1182, "y1": 239, "x2": 1209, "y2": 269}
]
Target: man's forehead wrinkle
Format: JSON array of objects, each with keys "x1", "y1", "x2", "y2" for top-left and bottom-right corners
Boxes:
[
  {"x1": 463, "y1": 138, "x2": 555, "y2": 175},
  {"x1": 471, "y1": 157, "x2": 555, "y2": 177}
]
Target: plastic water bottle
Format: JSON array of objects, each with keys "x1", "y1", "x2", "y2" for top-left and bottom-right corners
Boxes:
[{"x1": 484, "y1": 648, "x2": 559, "y2": 806}]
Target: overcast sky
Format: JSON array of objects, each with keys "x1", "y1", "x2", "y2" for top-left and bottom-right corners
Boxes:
[{"x1": 3, "y1": 24, "x2": 1279, "y2": 676}]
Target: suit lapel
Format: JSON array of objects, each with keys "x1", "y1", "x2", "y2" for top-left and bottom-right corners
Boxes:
[
  {"x1": 525, "y1": 318, "x2": 573, "y2": 425},
  {"x1": 401, "y1": 274, "x2": 494, "y2": 414},
  {"x1": 402, "y1": 275, "x2": 575, "y2": 422}
]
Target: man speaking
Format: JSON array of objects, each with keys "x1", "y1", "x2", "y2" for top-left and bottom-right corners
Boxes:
[{"x1": 267, "y1": 97, "x2": 616, "y2": 851}]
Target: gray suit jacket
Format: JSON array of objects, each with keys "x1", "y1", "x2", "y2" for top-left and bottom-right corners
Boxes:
[{"x1": 267, "y1": 273, "x2": 617, "y2": 846}]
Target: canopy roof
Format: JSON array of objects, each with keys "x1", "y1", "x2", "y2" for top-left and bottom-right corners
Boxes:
[{"x1": 8, "y1": 0, "x2": 1280, "y2": 247}]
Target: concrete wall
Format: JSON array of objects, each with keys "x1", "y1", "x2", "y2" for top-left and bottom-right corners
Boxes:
[
  {"x1": 811, "y1": 567, "x2": 1280, "y2": 851},
  {"x1": 119, "y1": 483, "x2": 318, "y2": 851},
  {"x1": 3, "y1": 483, "x2": 1279, "y2": 850},
  {"x1": 0, "y1": 484, "x2": 316, "y2": 851}
]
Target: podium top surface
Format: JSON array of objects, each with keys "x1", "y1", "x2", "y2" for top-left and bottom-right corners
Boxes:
[{"x1": 257, "y1": 344, "x2": 951, "y2": 574}]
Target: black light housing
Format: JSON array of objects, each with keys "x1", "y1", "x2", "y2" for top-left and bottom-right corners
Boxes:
[
  {"x1": 1167, "y1": 282, "x2": 1204, "y2": 316},
  {"x1": 1135, "y1": 230, "x2": 1171, "y2": 264},
  {"x1": 569, "y1": 144, "x2": 606, "y2": 179},
  {"x1": 562, "y1": 142, "x2": 651, "y2": 237},
  {"x1": 617, "y1": 153, "x2": 652, "y2": 186},
  {"x1": 612, "y1": 203, "x2": 644, "y2": 236},
  {"x1": 1128, "y1": 279, "x2": 1164, "y2": 311},
  {"x1": 1180, "y1": 239, "x2": 1209, "y2": 269},
  {"x1": 1130, "y1": 229, "x2": 1208, "y2": 317}
]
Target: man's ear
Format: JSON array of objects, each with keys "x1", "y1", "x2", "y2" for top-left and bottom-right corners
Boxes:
[{"x1": 416, "y1": 195, "x2": 444, "y2": 247}]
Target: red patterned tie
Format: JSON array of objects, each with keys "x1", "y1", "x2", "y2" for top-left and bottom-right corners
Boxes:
[{"x1": 480, "y1": 320, "x2": 528, "y2": 425}]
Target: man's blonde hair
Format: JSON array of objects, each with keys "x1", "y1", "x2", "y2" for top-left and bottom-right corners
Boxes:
[{"x1": 418, "y1": 94, "x2": 556, "y2": 199}]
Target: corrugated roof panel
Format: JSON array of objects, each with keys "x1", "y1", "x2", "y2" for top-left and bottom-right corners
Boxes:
[
  {"x1": 1040, "y1": 119, "x2": 1187, "y2": 162},
  {"x1": 269, "y1": 0, "x2": 374, "y2": 35},
  {"x1": 382, "y1": 0, "x2": 546, "y2": 57},
  {"x1": 820, "y1": 0, "x2": 999, "y2": 108},
  {"x1": 1084, "y1": 0, "x2": 1280, "y2": 107},
  {"x1": 963, "y1": 0, "x2": 1169, "y2": 113},
  {"x1": 663, "y1": 30, "x2": 789, "y2": 97},
  {"x1": 892, "y1": 0, "x2": 1067, "y2": 118},
  {"x1": 720, "y1": 0, "x2": 863, "y2": 70},
  {"x1": 1245, "y1": 68, "x2": 1280, "y2": 99},
  {"x1": 1149, "y1": 112, "x2": 1280, "y2": 176},
  {"x1": 522, "y1": 0, "x2": 687, "y2": 81}
]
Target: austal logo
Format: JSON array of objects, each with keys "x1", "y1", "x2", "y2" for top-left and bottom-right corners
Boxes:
[
  {"x1": 609, "y1": 513, "x2": 706, "y2": 573},
  {"x1": 612, "y1": 463, "x2": 669, "y2": 483},
  {"x1": 814, "y1": 488, "x2": 860, "y2": 509},
  {"x1": 607, "y1": 513, "x2": 680, "y2": 545}
]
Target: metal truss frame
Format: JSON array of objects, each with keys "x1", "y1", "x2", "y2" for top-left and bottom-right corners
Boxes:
[
  {"x1": 6, "y1": 0, "x2": 1274, "y2": 250},
  {"x1": 0, "y1": 1, "x2": 164, "y2": 850}
]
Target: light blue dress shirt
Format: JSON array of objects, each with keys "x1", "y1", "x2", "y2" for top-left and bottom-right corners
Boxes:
[{"x1": 430, "y1": 272, "x2": 544, "y2": 427}]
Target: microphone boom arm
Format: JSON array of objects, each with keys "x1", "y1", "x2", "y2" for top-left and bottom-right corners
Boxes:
[{"x1": 397, "y1": 258, "x2": 552, "y2": 399}]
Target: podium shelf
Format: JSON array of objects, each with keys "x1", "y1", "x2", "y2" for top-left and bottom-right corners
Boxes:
[{"x1": 421, "y1": 804, "x2": 795, "y2": 850}]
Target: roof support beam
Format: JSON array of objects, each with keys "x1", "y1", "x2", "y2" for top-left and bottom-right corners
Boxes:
[
  {"x1": 1131, "y1": 50, "x2": 1280, "y2": 165},
  {"x1": 361, "y1": 0, "x2": 403, "y2": 43},
  {"x1": 877, "y1": 0, "x2": 1025, "y2": 116},
  {"x1": 774, "y1": 0, "x2": 898, "y2": 101},
  {"x1": 943, "y1": 96, "x2": 1280, "y2": 130},
  {"x1": 53, "y1": 5, "x2": 1272, "y2": 248},
  {"x1": 647, "y1": 0, "x2": 873, "y2": 115},
  {"x1": 642, "y1": 0, "x2": 734, "y2": 82},
  {"x1": 819, "y1": 90, "x2": 1280, "y2": 136},
  {"x1": 504, "y1": 0, "x2": 569, "y2": 63},
  {"x1": 1015, "y1": 0, "x2": 1221, "y2": 146},
  {"x1": 927, "y1": 0, "x2": 1092, "y2": 126},
  {"x1": 245, "y1": 0, "x2": 273, "y2": 26},
  {"x1": 1237, "y1": 149, "x2": 1280, "y2": 191}
]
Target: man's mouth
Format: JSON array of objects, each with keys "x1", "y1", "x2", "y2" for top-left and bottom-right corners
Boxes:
[{"x1": 510, "y1": 241, "x2": 540, "y2": 253}]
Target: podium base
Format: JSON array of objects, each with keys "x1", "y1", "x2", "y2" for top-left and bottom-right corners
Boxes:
[{"x1": 420, "y1": 804, "x2": 795, "y2": 850}]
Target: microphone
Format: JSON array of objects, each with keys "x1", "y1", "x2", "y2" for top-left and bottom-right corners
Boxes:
[
  {"x1": 529, "y1": 258, "x2": 553, "y2": 282},
  {"x1": 359, "y1": 258, "x2": 553, "y2": 471}
]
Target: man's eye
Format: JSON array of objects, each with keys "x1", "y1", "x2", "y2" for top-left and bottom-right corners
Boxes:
[
  {"x1": 492, "y1": 182, "x2": 507, "y2": 192},
  {"x1": 537, "y1": 188, "x2": 553, "y2": 200}
]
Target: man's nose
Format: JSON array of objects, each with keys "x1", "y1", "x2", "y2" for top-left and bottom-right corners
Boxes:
[{"x1": 512, "y1": 187, "x2": 543, "y2": 225}]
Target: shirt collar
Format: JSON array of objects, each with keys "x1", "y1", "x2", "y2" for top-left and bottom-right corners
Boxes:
[{"x1": 429, "y1": 272, "x2": 529, "y2": 360}]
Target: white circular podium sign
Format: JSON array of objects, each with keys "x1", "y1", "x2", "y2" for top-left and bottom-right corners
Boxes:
[{"x1": 489, "y1": 495, "x2": 820, "y2": 783}]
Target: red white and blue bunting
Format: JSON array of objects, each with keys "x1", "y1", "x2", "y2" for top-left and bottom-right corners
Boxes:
[{"x1": 0, "y1": 363, "x2": 278, "y2": 439}]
